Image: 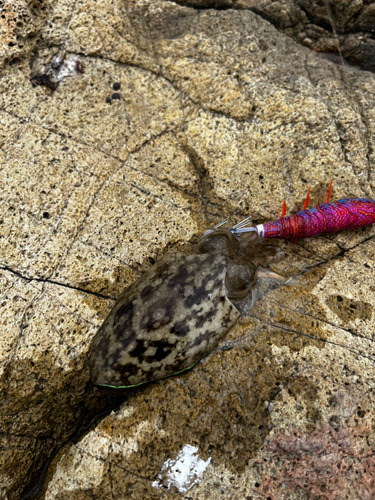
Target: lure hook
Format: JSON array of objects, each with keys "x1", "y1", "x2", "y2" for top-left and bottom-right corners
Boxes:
[
  {"x1": 230, "y1": 216, "x2": 256, "y2": 236},
  {"x1": 232, "y1": 216, "x2": 253, "y2": 230},
  {"x1": 213, "y1": 218, "x2": 230, "y2": 230}
]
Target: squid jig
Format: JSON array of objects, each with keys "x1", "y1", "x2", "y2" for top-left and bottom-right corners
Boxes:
[
  {"x1": 89, "y1": 219, "x2": 285, "y2": 393},
  {"x1": 232, "y1": 181, "x2": 375, "y2": 240}
]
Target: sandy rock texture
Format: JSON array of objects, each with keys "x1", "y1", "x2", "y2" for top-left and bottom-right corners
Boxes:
[{"x1": 1, "y1": 0, "x2": 375, "y2": 498}]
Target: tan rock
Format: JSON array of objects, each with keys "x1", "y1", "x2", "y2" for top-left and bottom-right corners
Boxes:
[{"x1": 1, "y1": 0, "x2": 375, "y2": 499}]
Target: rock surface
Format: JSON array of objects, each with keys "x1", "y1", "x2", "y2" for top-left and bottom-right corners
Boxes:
[
  {"x1": 239, "y1": 0, "x2": 375, "y2": 72},
  {"x1": 173, "y1": 0, "x2": 375, "y2": 73},
  {"x1": 1, "y1": 0, "x2": 375, "y2": 499}
]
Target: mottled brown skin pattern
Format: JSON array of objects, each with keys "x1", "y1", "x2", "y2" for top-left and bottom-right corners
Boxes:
[
  {"x1": 90, "y1": 229, "x2": 284, "y2": 392},
  {"x1": 90, "y1": 252, "x2": 239, "y2": 389}
]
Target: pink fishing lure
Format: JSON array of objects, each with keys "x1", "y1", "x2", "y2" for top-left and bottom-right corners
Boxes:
[{"x1": 233, "y1": 181, "x2": 375, "y2": 240}]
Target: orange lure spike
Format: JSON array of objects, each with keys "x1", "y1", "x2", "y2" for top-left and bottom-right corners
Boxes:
[
  {"x1": 302, "y1": 187, "x2": 310, "y2": 211},
  {"x1": 280, "y1": 199, "x2": 287, "y2": 219},
  {"x1": 325, "y1": 179, "x2": 333, "y2": 204}
]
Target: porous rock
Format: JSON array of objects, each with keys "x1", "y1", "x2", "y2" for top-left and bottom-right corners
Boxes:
[{"x1": 1, "y1": 0, "x2": 375, "y2": 499}]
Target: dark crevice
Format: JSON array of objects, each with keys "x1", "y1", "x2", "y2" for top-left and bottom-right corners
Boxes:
[
  {"x1": 20, "y1": 446, "x2": 61, "y2": 500},
  {"x1": 302, "y1": 233, "x2": 375, "y2": 273},
  {"x1": 0, "y1": 265, "x2": 115, "y2": 300},
  {"x1": 173, "y1": 0, "x2": 235, "y2": 11},
  {"x1": 295, "y1": 1, "x2": 334, "y2": 34},
  {"x1": 20, "y1": 398, "x2": 128, "y2": 500}
]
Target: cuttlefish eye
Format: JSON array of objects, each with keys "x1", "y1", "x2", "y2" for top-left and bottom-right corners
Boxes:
[{"x1": 225, "y1": 259, "x2": 257, "y2": 300}]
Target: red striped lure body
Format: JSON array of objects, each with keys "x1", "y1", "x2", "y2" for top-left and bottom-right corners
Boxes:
[
  {"x1": 255, "y1": 198, "x2": 375, "y2": 239},
  {"x1": 231, "y1": 183, "x2": 375, "y2": 240}
]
